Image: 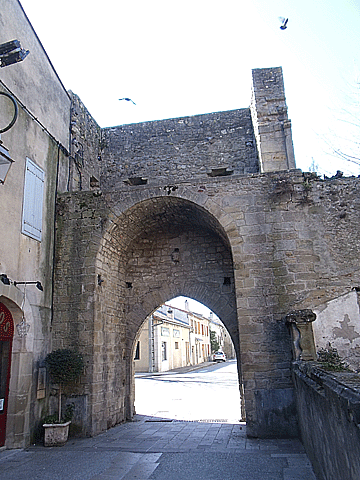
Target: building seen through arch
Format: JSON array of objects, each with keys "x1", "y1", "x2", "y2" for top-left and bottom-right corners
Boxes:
[{"x1": 134, "y1": 299, "x2": 235, "y2": 373}]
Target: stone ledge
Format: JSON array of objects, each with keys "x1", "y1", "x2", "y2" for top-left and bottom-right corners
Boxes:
[{"x1": 293, "y1": 360, "x2": 360, "y2": 400}]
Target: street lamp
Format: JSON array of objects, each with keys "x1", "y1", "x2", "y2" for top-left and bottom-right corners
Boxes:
[
  {"x1": 0, "y1": 141, "x2": 13, "y2": 183},
  {"x1": 14, "y1": 281, "x2": 43, "y2": 291},
  {"x1": 0, "y1": 88, "x2": 19, "y2": 183},
  {"x1": 0, "y1": 274, "x2": 43, "y2": 291},
  {"x1": 0, "y1": 40, "x2": 29, "y2": 68},
  {"x1": 0, "y1": 274, "x2": 11, "y2": 285}
]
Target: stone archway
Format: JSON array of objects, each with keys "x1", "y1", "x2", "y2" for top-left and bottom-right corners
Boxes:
[
  {"x1": 96, "y1": 195, "x2": 240, "y2": 427},
  {"x1": 54, "y1": 174, "x2": 305, "y2": 439},
  {"x1": 54, "y1": 192, "x2": 243, "y2": 436}
]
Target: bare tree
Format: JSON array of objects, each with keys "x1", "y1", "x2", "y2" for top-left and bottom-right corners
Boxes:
[{"x1": 330, "y1": 77, "x2": 360, "y2": 167}]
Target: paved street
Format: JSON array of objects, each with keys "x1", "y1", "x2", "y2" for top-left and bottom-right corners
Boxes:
[
  {"x1": 135, "y1": 359, "x2": 243, "y2": 422},
  {"x1": 0, "y1": 361, "x2": 317, "y2": 479}
]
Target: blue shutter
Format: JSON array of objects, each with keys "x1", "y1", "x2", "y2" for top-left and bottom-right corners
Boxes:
[{"x1": 21, "y1": 158, "x2": 44, "y2": 241}]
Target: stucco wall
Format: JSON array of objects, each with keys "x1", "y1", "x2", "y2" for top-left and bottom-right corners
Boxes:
[
  {"x1": 313, "y1": 291, "x2": 360, "y2": 371},
  {"x1": 0, "y1": 0, "x2": 70, "y2": 448},
  {"x1": 0, "y1": 0, "x2": 70, "y2": 147}
]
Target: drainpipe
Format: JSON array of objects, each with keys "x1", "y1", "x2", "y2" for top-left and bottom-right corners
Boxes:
[{"x1": 148, "y1": 316, "x2": 155, "y2": 373}]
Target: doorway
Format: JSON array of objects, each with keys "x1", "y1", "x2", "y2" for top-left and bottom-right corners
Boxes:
[{"x1": 0, "y1": 302, "x2": 14, "y2": 446}]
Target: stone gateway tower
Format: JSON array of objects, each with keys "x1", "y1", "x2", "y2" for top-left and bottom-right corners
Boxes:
[{"x1": 53, "y1": 67, "x2": 360, "y2": 439}]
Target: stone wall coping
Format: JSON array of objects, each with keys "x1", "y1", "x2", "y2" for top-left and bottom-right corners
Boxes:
[{"x1": 293, "y1": 361, "x2": 360, "y2": 403}]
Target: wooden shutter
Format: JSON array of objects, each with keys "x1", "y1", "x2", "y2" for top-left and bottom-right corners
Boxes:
[{"x1": 21, "y1": 158, "x2": 44, "y2": 241}]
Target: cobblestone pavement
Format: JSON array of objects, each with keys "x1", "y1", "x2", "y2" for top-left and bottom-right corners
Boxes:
[{"x1": 0, "y1": 414, "x2": 317, "y2": 480}]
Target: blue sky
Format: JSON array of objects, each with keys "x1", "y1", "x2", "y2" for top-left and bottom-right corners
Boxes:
[{"x1": 20, "y1": 0, "x2": 360, "y2": 177}]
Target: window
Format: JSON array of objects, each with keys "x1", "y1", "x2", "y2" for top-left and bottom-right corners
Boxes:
[
  {"x1": 22, "y1": 158, "x2": 44, "y2": 241},
  {"x1": 161, "y1": 327, "x2": 170, "y2": 336},
  {"x1": 173, "y1": 329, "x2": 180, "y2": 338},
  {"x1": 175, "y1": 342, "x2": 179, "y2": 349},
  {"x1": 134, "y1": 341, "x2": 140, "y2": 360},
  {"x1": 161, "y1": 341, "x2": 167, "y2": 361}
]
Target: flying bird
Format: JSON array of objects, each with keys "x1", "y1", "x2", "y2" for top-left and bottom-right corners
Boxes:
[
  {"x1": 279, "y1": 17, "x2": 288, "y2": 30},
  {"x1": 119, "y1": 98, "x2": 136, "y2": 105}
]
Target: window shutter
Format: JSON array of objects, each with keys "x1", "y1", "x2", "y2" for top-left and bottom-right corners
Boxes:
[{"x1": 21, "y1": 158, "x2": 44, "y2": 241}]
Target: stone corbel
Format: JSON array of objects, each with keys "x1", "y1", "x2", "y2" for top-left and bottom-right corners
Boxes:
[{"x1": 284, "y1": 309, "x2": 317, "y2": 361}]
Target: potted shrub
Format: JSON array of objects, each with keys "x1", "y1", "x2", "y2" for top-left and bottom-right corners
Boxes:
[{"x1": 43, "y1": 348, "x2": 83, "y2": 446}]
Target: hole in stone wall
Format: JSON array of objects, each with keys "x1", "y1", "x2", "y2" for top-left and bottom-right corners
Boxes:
[
  {"x1": 171, "y1": 248, "x2": 180, "y2": 263},
  {"x1": 124, "y1": 177, "x2": 148, "y2": 186},
  {"x1": 126, "y1": 282, "x2": 133, "y2": 288},
  {"x1": 223, "y1": 277, "x2": 231, "y2": 285},
  {"x1": 90, "y1": 176, "x2": 100, "y2": 188},
  {"x1": 207, "y1": 168, "x2": 234, "y2": 177}
]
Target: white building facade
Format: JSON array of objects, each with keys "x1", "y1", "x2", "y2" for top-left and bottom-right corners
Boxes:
[{"x1": 134, "y1": 304, "x2": 212, "y2": 373}]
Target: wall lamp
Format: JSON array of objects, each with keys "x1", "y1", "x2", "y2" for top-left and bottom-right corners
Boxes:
[
  {"x1": 0, "y1": 40, "x2": 29, "y2": 68},
  {"x1": 0, "y1": 274, "x2": 10, "y2": 285},
  {"x1": 0, "y1": 141, "x2": 14, "y2": 183},
  {"x1": 14, "y1": 281, "x2": 43, "y2": 291},
  {"x1": 0, "y1": 274, "x2": 43, "y2": 291}
]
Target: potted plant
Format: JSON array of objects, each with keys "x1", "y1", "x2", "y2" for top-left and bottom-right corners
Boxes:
[{"x1": 43, "y1": 348, "x2": 83, "y2": 446}]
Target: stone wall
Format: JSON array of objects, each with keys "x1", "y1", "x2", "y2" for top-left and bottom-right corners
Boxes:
[
  {"x1": 100, "y1": 108, "x2": 259, "y2": 190},
  {"x1": 293, "y1": 361, "x2": 360, "y2": 480},
  {"x1": 56, "y1": 92, "x2": 102, "y2": 193},
  {"x1": 51, "y1": 65, "x2": 360, "y2": 439},
  {"x1": 54, "y1": 189, "x2": 239, "y2": 434},
  {"x1": 53, "y1": 168, "x2": 360, "y2": 438}
]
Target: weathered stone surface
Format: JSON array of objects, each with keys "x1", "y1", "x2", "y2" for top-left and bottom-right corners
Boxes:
[
  {"x1": 293, "y1": 361, "x2": 360, "y2": 480},
  {"x1": 100, "y1": 109, "x2": 259, "y2": 190},
  {"x1": 54, "y1": 171, "x2": 360, "y2": 439},
  {"x1": 52, "y1": 67, "x2": 360, "y2": 440}
]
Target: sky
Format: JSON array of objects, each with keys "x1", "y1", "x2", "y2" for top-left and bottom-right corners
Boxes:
[
  {"x1": 17, "y1": 0, "x2": 360, "y2": 318},
  {"x1": 166, "y1": 296, "x2": 214, "y2": 319},
  {"x1": 18, "y1": 0, "x2": 360, "y2": 178}
]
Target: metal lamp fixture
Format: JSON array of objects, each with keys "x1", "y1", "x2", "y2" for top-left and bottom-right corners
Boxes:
[
  {"x1": 0, "y1": 141, "x2": 14, "y2": 183},
  {"x1": 0, "y1": 40, "x2": 29, "y2": 68},
  {"x1": 0, "y1": 90, "x2": 18, "y2": 183},
  {"x1": 0, "y1": 273, "x2": 10, "y2": 285},
  {"x1": 0, "y1": 274, "x2": 43, "y2": 291},
  {"x1": 14, "y1": 281, "x2": 43, "y2": 291}
]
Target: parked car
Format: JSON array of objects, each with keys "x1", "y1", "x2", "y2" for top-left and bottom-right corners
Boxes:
[{"x1": 213, "y1": 351, "x2": 226, "y2": 362}]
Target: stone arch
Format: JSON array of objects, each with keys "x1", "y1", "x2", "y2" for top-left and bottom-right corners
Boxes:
[
  {"x1": 92, "y1": 194, "x2": 241, "y2": 424},
  {"x1": 54, "y1": 178, "x2": 302, "y2": 438}
]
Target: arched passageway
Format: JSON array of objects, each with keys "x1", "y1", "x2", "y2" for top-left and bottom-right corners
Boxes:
[
  {"x1": 54, "y1": 174, "x2": 312, "y2": 439},
  {"x1": 98, "y1": 196, "x2": 240, "y2": 423},
  {"x1": 54, "y1": 193, "x2": 243, "y2": 436}
]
